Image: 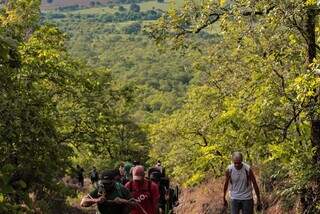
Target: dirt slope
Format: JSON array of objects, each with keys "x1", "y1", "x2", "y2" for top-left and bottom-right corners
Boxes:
[
  {"x1": 174, "y1": 178, "x2": 227, "y2": 214},
  {"x1": 63, "y1": 177, "x2": 96, "y2": 214},
  {"x1": 174, "y1": 177, "x2": 297, "y2": 214}
]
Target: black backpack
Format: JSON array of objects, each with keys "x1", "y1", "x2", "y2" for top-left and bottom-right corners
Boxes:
[{"x1": 91, "y1": 171, "x2": 98, "y2": 180}]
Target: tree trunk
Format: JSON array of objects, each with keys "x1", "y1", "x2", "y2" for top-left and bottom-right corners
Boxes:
[
  {"x1": 307, "y1": 8, "x2": 317, "y2": 64},
  {"x1": 301, "y1": 7, "x2": 319, "y2": 212},
  {"x1": 306, "y1": 7, "x2": 320, "y2": 166},
  {"x1": 311, "y1": 120, "x2": 320, "y2": 164}
]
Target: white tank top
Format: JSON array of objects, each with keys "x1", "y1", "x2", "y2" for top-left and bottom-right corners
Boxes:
[{"x1": 228, "y1": 163, "x2": 253, "y2": 200}]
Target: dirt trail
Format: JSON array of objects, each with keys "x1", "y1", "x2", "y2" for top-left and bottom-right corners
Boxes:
[
  {"x1": 64, "y1": 177, "x2": 96, "y2": 214},
  {"x1": 174, "y1": 177, "x2": 297, "y2": 214},
  {"x1": 174, "y1": 178, "x2": 226, "y2": 214},
  {"x1": 66, "y1": 176, "x2": 297, "y2": 214}
]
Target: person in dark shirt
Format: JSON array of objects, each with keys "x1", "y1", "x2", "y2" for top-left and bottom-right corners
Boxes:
[
  {"x1": 90, "y1": 166, "x2": 99, "y2": 186},
  {"x1": 76, "y1": 165, "x2": 84, "y2": 187},
  {"x1": 81, "y1": 170, "x2": 134, "y2": 214}
]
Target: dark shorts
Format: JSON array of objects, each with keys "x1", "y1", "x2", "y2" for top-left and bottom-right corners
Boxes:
[{"x1": 231, "y1": 199, "x2": 254, "y2": 214}]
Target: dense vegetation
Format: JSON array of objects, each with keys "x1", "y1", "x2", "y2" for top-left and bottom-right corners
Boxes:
[
  {"x1": 43, "y1": 0, "x2": 208, "y2": 124},
  {"x1": 0, "y1": 0, "x2": 148, "y2": 212},
  {"x1": 2, "y1": 0, "x2": 320, "y2": 213},
  {"x1": 148, "y1": 0, "x2": 320, "y2": 212}
]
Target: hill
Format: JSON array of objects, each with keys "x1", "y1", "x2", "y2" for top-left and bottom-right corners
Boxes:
[
  {"x1": 42, "y1": 0, "x2": 217, "y2": 124},
  {"x1": 40, "y1": 0, "x2": 184, "y2": 10},
  {"x1": 41, "y1": 0, "x2": 112, "y2": 10}
]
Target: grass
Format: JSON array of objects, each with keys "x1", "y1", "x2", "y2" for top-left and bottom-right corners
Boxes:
[
  {"x1": 65, "y1": 6, "x2": 117, "y2": 14},
  {"x1": 57, "y1": 0, "x2": 186, "y2": 15},
  {"x1": 139, "y1": 0, "x2": 185, "y2": 11}
]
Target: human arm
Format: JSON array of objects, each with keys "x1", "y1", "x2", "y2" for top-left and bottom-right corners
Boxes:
[
  {"x1": 113, "y1": 197, "x2": 137, "y2": 206},
  {"x1": 80, "y1": 194, "x2": 105, "y2": 207},
  {"x1": 249, "y1": 169, "x2": 261, "y2": 207},
  {"x1": 114, "y1": 185, "x2": 136, "y2": 207},
  {"x1": 223, "y1": 169, "x2": 230, "y2": 206}
]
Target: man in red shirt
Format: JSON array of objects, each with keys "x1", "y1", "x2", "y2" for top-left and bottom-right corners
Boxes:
[{"x1": 125, "y1": 165, "x2": 160, "y2": 214}]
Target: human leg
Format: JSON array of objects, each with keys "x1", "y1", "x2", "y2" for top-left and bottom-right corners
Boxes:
[
  {"x1": 241, "y1": 199, "x2": 254, "y2": 214},
  {"x1": 231, "y1": 199, "x2": 241, "y2": 214}
]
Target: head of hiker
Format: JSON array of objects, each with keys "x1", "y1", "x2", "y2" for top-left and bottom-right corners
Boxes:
[
  {"x1": 133, "y1": 160, "x2": 140, "y2": 166},
  {"x1": 99, "y1": 170, "x2": 116, "y2": 192},
  {"x1": 150, "y1": 171, "x2": 161, "y2": 183},
  {"x1": 132, "y1": 165, "x2": 145, "y2": 181},
  {"x1": 232, "y1": 152, "x2": 243, "y2": 170}
]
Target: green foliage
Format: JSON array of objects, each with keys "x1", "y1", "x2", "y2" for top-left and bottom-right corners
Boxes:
[
  {"x1": 130, "y1": 3, "x2": 140, "y2": 12},
  {"x1": 11, "y1": 0, "x2": 320, "y2": 212},
  {"x1": 149, "y1": 0, "x2": 320, "y2": 211},
  {"x1": 43, "y1": 11, "x2": 199, "y2": 123},
  {"x1": 0, "y1": 0, "x2": 149, "y2": 212},
  {"x1": 42, "y1": 10, "x2": 162, "y2": 23},
  {"x1": 122, "y1": 22, "x2": 142, "y2": 34}
]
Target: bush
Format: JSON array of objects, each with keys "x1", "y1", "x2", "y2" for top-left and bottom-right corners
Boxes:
[
  {"x1": 122, "y1": 22, "x2": 142, "y2": 34},
  {"x1": 130, "y1": 3, "x2": 140, "y2": 13},
  {"x1": 57, "y1": 5, "x2": 80, "y2": 12},
  {"x1": 118, "y1": 5, "x2": 125, "y2": 12},
  {"x1": 45, "y1": 13, "x2": 66, "y2": 19}
]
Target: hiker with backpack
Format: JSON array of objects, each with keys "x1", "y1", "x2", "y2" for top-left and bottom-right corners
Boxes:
[
  {"x1": 90, "y1": 166, "x2": 99, "y2": 186},
  {"x1": 149, "y1": 171, "x2": 170, "y2": 214},
  {"x1": 118, "y1": 162, "x2": 130, "y2": 185},
  {"x1": 80, "y1": 169, "x2": 134, "y2": 214},
  {"x1": 149, "y1": 168, "x2": 178, "y2": 214},
  {"x1": 154, "y1": 160, "x2": 165, "y2": 177},
  {"x1": 223, "y1": 152, "x2": 262, "y2": 214},
  {"x1": 125, "y1": 165, "x2": 160, "y2": 214},
  {"x1": 124, "y1": 159, "x2": 134, "y2": 181},
  {"x1": 76, "y1": 164, "x2": 84, "y2": 188}
]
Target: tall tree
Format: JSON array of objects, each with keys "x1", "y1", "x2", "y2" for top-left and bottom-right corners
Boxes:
[
  {"x1": 0, "y1": 0, "x2": 148, "y2": 212},
  {"x1": 149, "y1": 0, "x2": 320, "y2": 212}
]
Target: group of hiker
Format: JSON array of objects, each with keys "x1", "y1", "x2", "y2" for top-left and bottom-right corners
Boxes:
[
  {"x1": 79, "y1": 160, "x2": 178, "y2": 214},
  {"x1": 75, "y1": 165, "x2": 99, "y2": 188},
  {"x1": 77, "y1": 152, "x2": 262, "y2": 214}
]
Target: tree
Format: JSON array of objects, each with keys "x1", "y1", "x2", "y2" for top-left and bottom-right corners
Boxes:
[
  {"x1": 122, "y1": 22, "x2": 141, "y2": 34},
  {"x1": 130, "y1": 3, "x2": 140, "y2": 13},
  {"x1": 89, "y1": 1, "x2": 96, "y2": 7},
  {"x1": 149, "y1": 0, "x2": 320, "y2": 212},
  {"x1": 0, "y1": 0, "x2": 148, "y2": 212},
  {"x1": 118, "y1": 5, "x2": 126, "y2": 12},
  {"x1": 0, "y1": 1, "x2": 79, "y2": 210}
]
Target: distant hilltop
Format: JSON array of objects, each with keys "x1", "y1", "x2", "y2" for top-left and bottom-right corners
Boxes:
[{"x1": 41, "y1": 0, "x2": 116, "y2": 10}]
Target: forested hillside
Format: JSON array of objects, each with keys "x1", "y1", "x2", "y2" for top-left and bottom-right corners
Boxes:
[
  {"x1": 42, "y1": 0, "x2": 214, "y2": 124},
  {"x1": 2, "y1": 0, "x2": 320, "y2": 213},
  {"x1": 0, "y1": 0, "x2": 152, "y2": 212},
  {"x1": 149, "y1": 0, "x2": 320, "y2": 213}
]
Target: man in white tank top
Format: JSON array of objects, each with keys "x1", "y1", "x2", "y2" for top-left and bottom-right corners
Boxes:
[{"x1": 223, "y1": 152, "x2": 261, "y2": 214}]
